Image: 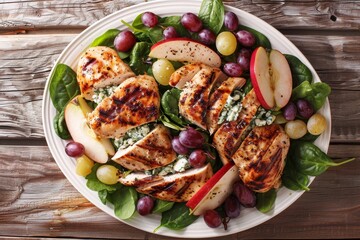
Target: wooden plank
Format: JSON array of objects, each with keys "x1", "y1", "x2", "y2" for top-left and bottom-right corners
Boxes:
[
  {"x1": 1, "y1": 33, "x2": 359, "y2": 141},
  {"x1": 0, "y1": 145, "x2": 358, "y2": 239},
  {"x1": 0, "y1": 1, "x2": 359, "y2": 31}
]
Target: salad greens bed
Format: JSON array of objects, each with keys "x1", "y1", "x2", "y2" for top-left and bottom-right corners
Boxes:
[{"x1": 48, "y1": 0, "x2": 354, "y2": 232}]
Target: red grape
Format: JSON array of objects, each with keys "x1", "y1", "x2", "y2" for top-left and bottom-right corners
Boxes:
[
  {"x1": 235, "y1": 30, "x2": 256, "y2": 47},
  {"x1": 137, "y1": 196, "x2": 154, "y2": 216},
  {"x1": 141, "y1": 12, "x2": 158, "y2": 28},
  {"x1": 163, "y1": 26, "x2": 178, "y2": 39},
  {"x1": 224, "y1": 11, "x2": 239, "y2": 31},
  {"x1": 178, "y1": 127, "x2": 205, "y2": 148},
  {"x1": 224, "y1": 195, "x2": 241, "y2": 218},
  {"x1": 283, "y1": 101, "x2": 297, "y2": 121},
  {"x1": 198, "y1": 29, "x2": 216, "y2": 45},
  {"x1": 223, "y1": 62, "x2": 243, "y2": 77},
  {"x1": 233, "y1": 181, "x2": 256, "y2": 208},
  {"x1": 65, "y1": 141, "x2": 85, "y2": 157},
  {"x1": 189, "y1": 149, "x2": 207, "y2": 168},
  {"x1": 203, "y1": 210, "x2": 222, "y2": 228},
  {"x1": 171, "y1": 136, "x2": 189, "y2": 155},
  {"x1": 181, "y1": 13, "x2": 203, "y2": 32},
  {"x1": 114, "y1": 30, "x2": 136, "y2": 52},
  {"x1": 237, "y1": 48, "x2": 252, "y2": 71},
  {"x1": 296, "y1": 99, "x2": 314, "y2": 119}
]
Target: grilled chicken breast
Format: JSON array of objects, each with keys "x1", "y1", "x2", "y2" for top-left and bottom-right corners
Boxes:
[
  {"x1": 112, "y1": 124, "x2": 177, "y2": 171},
  {"x1": 169, "y1": 63, "x2": 207, "y2": 89},
  {"x1": 77, "y1": 46, "x2": 135, "y2": 100},
  {"x1": 232, "y1": 124, "x2": 290, "y2": 193},
  {"x1": 179, "y1": 67, "x2": 226, "y2": 129},
  {"x1": 119, "y1": 163, "x2": 213, "y2": 202},
  {"x1": 206, "y1": 77, "x2": 246, "y2": 135},
  {"x1": 213, "y1": 89, "x2": 261, "y2": 164},
  {"x1": 87, "y1": 75, "x2": 160, "y2": 138}
]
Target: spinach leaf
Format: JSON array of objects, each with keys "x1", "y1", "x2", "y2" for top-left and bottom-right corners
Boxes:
[
  {"x1": 284, "y1": 54, "x2": 313, "y2": 87},
  {"x1": 86, "y1": 164, "x2": 122, "y2": 192},
  {"x1": 147, "y1": 27, "x2": 164, "y2": 44},
  {"x1": 154, "y1": 203, "x2": 198, "y2": 232},
  {"x1": 198, "y1": 0, "x2": 224, "y2": 34},
  {"x1": 90, "y1": 29, "x2": 121, "y2": 48},
  {"x1": 293, "y1": 141, "x2": 355, "y2": 176},
  {"x1": 282, "y1": 157, "x2": 310, "y2": 191},
  {"x1": 159, "y1": 16, "x2": 190, "y2": 37},
  {"x1": 98, "y1": 189, "x2": 115, "y2": 204},
  {"x1": 159, "y1": 114, "x2": 184, "y2": 131},
  {"x1": 238, "y1": 25, "x2": 271, "y2": 49},
  {"x1": 243, "y1": 78, "x2": 253, "y2": 94},
  {"x1": 153, "y1": 200, "x2": 175, "y2": 214},
  {"x1": 161, "y1": 88, "x2": 188, "y2": 126},
  {"x1": 124, "y1": 16, "x2": 163, "y2": 44},
  {"x1": 299, "y1": 132, "x2": 319, "y2": 143},
  {"x1": 111, "y1": 187, "x2": 138, "y2": 220},
  {"x1": 291, "y1": 81, "x2": 331, "y2": 111},
  {"x1": 129, "y1": 42, "x2": 152, "y2": 75},
  {"x1": 53, "y1": 110, "x2": 71, "y2": 139},
  {"x1": 49, "y1": 63, "x2": 80, "y2": 112},
  {"x1": 256, "y1": 189, "x2": 277, "y2": 213}
]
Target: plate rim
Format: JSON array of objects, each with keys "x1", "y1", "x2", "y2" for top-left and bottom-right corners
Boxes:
[{"x1": 42, "y1": 0, "x2": 332, "y2": 238}]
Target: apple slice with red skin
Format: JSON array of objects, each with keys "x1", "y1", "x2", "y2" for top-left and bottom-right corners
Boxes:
[
  {"x1": 148, "y1": 38, "x2": 221, "y2": 68},
  {"x1": 250, "y1": 46, "x2": 292, "y2": 109},
  {"x1": 64, "y1": 95, "x2": 115, "y2": 163},
  {"x1": 186, "y1": 162, "x2": 240, "y2": 216}
]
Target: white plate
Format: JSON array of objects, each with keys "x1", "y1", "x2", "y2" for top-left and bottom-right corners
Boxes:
[{"x1": 42, "y1": 0, "x2": 331, "y2": 238}]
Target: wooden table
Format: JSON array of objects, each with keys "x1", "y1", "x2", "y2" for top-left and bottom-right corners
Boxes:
[{"x1": 1, "y1": 0, "x2": 359, "y2": 239}]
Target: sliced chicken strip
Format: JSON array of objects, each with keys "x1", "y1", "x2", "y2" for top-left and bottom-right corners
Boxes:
[
  {"x1": 118, "y1": 172, "x2": 162, "y2": 187},
  {"x1": 112, "y1": 125, "x2": 176, "y2": 171},
  {"x1": 179, "y1": 67, "x2": 226, "y2": 129},
  {"x1": 233, "y1": 124, "x2": 290, "y2": 193},
  {"x1": 206, "y1": 77, "x2": 246, "y2": 135},
  {"x1": 88, "y1": 75, "x2": 160, "y2": 138},
  {"x1": 136, "y1": 163, "x2": 213, "y2": 202},
  {"x1": 213, "y1": 89, "x2": 261, "y2": 164},
  {"x1": 169, "y1": 63, "x2": 207, "y2": 89},
  {"x1": 77, "y1": 46, "x2": 135, "y2": 100}
]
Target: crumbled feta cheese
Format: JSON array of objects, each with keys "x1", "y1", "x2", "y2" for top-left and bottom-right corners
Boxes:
[
  {"x1": 173, "y1": 156, "x2": 190, "y2": 172},
  {"x1": 92, "y1": 85, "x2": 118, "y2": 104},
  {"x1": 218, "y1": 90, "x2": 245, "y2": 124},
  {"x1": 113, "y1": 124, "x2": 152, "y2": 149}
]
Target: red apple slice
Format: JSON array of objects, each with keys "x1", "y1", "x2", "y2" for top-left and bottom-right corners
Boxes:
[
  {"x1": 148, "y1": 38, "x2": 221, "y2": 68},
  {"x1": 64, "y1": 96, "x2": 115, "y2": 163},
  {"x1": 186, "y1": 162, "x2": 240, "y2": 216},
  {"x1": 250, "y1": 46, "x2": 292, "y2": 109}
]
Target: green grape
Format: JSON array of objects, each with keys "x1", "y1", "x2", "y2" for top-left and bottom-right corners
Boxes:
[
  {"x1": 307, "y1": 113, "x2": 327, "y2": 135},
  {"x1": 76, "y1": 155, "x2": 94, "y2": 177},
  {"x1": 152, "y1": 59, "x2": 175, "y2": 85},
  {"x1": 216, "y1": 31, "x2": 237, "y2": 56},
  {"x1": 96, "y1": 165, "x2": 120, "y2": 185},
  {"x1": 285, "y1": 119, "x2": 307, "y2": 139}
]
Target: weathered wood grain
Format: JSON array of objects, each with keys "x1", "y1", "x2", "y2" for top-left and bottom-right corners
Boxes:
[
  {"x1": 0, "y1": 1, "x2": 359, "y2": 32},
  {"x1": 0, "y1": 34, "x2": 359, "y2": 141},
  {"x1": 0, "y1": 145, "x2": 358, "y2": 239}
]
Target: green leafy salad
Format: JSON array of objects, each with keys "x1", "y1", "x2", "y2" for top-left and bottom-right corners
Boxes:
[{"x1": 48, "y1": 0, "x2": 354, "y2": 232}]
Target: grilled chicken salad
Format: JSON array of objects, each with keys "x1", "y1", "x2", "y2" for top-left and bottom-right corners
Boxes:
[{"x1": 49, "y1": 0, "x2": 353, "y2": 232}]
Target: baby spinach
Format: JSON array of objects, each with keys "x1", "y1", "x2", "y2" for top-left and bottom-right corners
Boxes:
[
  {"x1": 285, "y1": 54, "x2": 313, "y2": 87},
  {"x1": 90, "y1": 29, "x2": 121, "y2": 48},
  {"x1": 154, "y1": 203, "x2": 198, "y2": 232},
  {"x1": 256, "y1": 189, "x2": 277, "y2": 213},
  {"x1": 53, "y1": 110, "x2": 71, "y2": 140},
  {"x1": 49, "y1": 63, "x2": 80, "y2": 139},
  {"x1": 161, "y1": 88, "x2": 188, "y2": 127},
  {"x1": 292, "y1": 141, "x2": 355, "y2": 176},
  {"x1": 152, "y1": 200, "x2": 175, "y2": 214},
  {"x1": 159, "y1": 16, "x2": 190, "y2": 38},
  {"x1": 49, "y1": 63, "x2": 80, "y2": 112},
  {"x1": 129, "y1": 42, "x2": 152, "y2": 75},
  {"x1": 159, "y1": 114, "x2": 184, "y2": 131},
  {"x1": 282, "y1": 157, "x2": 310, "y2": 191},
  {"x1": 112, "y1": 186, "x2": 138, "y2": 220},
  {"x1": 291, "y1": 81, "x2": 331, "y2": 111},
  {"x1": 238, "y1": 25, "x2": 271, "y2": 50},
  {"x1": 198, "y1": 0, "x2": 224, "y2": 34}
]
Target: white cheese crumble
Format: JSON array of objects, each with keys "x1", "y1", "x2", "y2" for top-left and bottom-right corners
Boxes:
[
  {"x1": 145, "y1": 155, "x2": 190, "y2": 176},
  {"x1": 92, "y1": 85, "x2": 118, "y2": 104},
  {"x1": 218, "y1": 89, "x2": 245, "y2": 124},
  {"x1": 113, "y1": 124, "x2": 152, "y2": 150}
]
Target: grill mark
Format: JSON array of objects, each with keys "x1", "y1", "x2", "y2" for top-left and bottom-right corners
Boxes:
[
  {"x1": 176, "y1": 180, "x2": 192, "y2": 197},
  {"x1": 82, "y1": 57, "x2": 97, "y2": 72}
]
